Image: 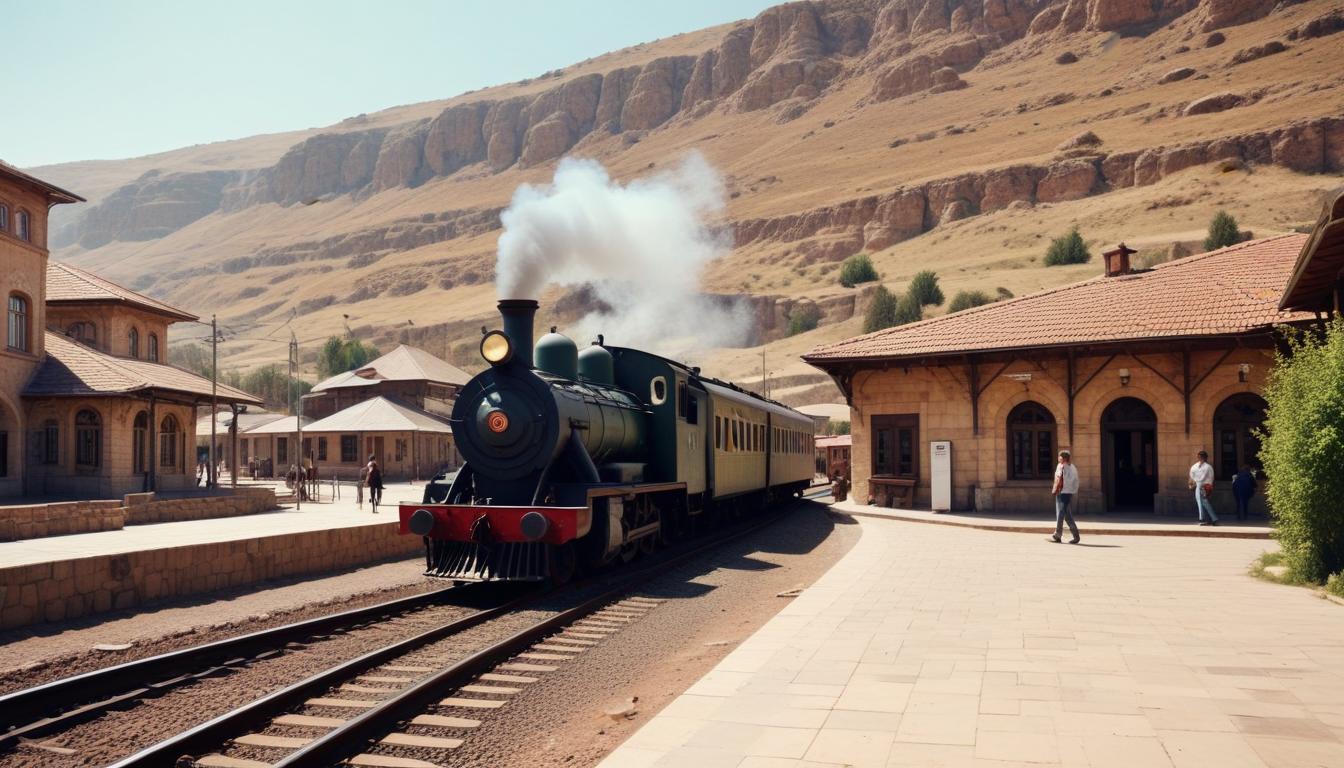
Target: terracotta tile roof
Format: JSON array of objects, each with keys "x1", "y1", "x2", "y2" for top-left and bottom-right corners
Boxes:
[
  {"x1": 24, "y1": 332, "x2": 263, "y2": 405},
  {"x1": 815, "y1": 435, "x2": 852, "y2": 448},
  {"x1": 46, "y1": 262, "x2": 197, "y2": 321},
  {"x1": 805, "y1": 234, "x2": 1317, "y2": 365},
  {"x1": 311, "y1": 344, "x2": 472, "y2": 392}
]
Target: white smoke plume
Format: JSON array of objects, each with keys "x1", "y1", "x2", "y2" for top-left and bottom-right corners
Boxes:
[{"x1": 495, "y1": 152, "x2": 751, "y2": 356}]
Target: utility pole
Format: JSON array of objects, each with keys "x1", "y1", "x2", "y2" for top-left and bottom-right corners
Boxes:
[
  {"x1": 289, "y1": 331, "x2": 302, "y2": 511},
  {"x1": 209, "y1": 315, "x2": 222, "y2": 489}
]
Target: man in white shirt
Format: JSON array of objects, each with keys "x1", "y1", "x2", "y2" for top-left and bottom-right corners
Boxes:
[
  {"x1": 1189, "y1": 450, "x2": 1219, "y2": 526},
  {"x1": 1051, "y1": 450, "x2": 1081, "y2": 544}
]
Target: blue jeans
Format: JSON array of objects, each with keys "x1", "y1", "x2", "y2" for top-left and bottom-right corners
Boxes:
[
  {"x1": 1055, "y1": 493, "x2": 1079, "y2": 539},
  {"x1": 1196, "y1": 489, "x2": 1218, "y2": 522}
]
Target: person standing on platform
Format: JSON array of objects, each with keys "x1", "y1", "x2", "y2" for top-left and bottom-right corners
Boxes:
[
  {"x1": 1050, "y1": 450, "x2": 1081, "y2": 544},
  {"x1": 366, "y1": 454, "x2": 384, "y2": 513},
  {"x1": 1232, "y1": 465, "x2": 1258, "y2": 522},
  {"x1": 357, "y1": 462, "x2": 368, "y2": 509},
  {"x1": 1190, "y1": 450, "x2": 1219, "y2": 526}
]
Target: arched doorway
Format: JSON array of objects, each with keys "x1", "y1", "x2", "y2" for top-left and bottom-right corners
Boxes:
[
  {"x1": 1102, "y1": 397, "x2": 1158, "y2": 510},
  {"x1": 1213, "y1": 393, "x2": 1267, "y2": 480}
]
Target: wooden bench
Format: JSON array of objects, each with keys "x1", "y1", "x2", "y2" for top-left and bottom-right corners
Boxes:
[{"x1": 870, "y1": 476, "x2": 916, "y2": 508}]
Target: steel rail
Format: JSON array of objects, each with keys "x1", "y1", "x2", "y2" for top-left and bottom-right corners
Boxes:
[
  {"x1": 105, "y1": 491, "x2": 831, "y2": 767},
  {"x1": 0, "y1": 581, "x2": 480, "y2": 750}
]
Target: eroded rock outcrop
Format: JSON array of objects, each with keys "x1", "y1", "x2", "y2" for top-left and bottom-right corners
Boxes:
[{"x1": 71, "y1": 169, "x2": 240, "y2": 249}]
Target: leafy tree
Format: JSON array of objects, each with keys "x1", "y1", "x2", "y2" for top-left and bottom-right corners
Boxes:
[
  {"x1": 170, "y1": 342, "x2": 214, "y2": 378},
  {"x1": 1043, "y1": 228, "x2": 1090, "y2": 266},
  {"x1": 833, "y1": 420, "x2": 851, "y2": 436},
  {"x1": 237, "y1": 364, "x2": 314, "y2": 412},
  {"x1": 894, "y1": 291, "x2": 924, "y2": 325},
  {"x1": 838, "y1": 254, "x2": 880, "y2": 288},
  {"x1": 319, "y1": 336, "x2": 380, "y2": 377},
  {"x1": 948, "y1": 290, "x2": 992, "y2": 313},
  {"x1": 787, "y1": 304, "x2": 823, "y2": 336},
  {"x1": 862, "y1": 285, "x2": 900, "y2": 332},
  {"x1": 908, "y1": 270, "x2": 944, "y2": 306},
  {"x1": 1261, "y1": 319, "x2": 1344, "y2": 583},
  {"x1": 1204, "y1": 210, "x2": 1242, "y2": 251}
]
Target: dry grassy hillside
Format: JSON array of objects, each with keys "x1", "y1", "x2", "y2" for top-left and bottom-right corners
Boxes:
[{"x1": 31, "y1": 0, "x2": 1344, "y2": 405}]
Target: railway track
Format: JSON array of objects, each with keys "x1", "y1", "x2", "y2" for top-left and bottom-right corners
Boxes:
[
  {"x1": 0, "y1": 579, "x2": 511, "y2": 754},
  {"x1": 106, "y1": 491, "x2": 831, "y2": 768}
]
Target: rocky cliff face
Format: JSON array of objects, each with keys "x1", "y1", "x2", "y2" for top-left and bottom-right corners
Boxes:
[
  {"x1": 61, "y1": 0, "x2": 1289, "y2": 250},
  {"x1": 736, "y1": 116, "x2": 1344, "y2": 256}
]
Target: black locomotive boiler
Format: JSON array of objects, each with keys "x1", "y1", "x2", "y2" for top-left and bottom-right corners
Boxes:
[{"x1": 398, "y1": 299, "x2": 816, "y2": 582}]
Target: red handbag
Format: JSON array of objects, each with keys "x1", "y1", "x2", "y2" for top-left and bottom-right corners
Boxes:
[{"x1": 1201, "y1": 483, "x2": 1213, "y2": 494}]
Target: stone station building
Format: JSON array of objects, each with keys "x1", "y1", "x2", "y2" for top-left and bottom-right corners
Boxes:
[
  {"x1": 0, "y1": 162, "x2": 260, "y2": 499},
  {"x1": 805, "y1": 233, "x2": 1324, "y2": 517}
]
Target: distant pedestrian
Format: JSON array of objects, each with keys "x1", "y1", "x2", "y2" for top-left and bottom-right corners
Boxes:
[
  {"x1": 196, "y1": 459, "x2": 207, "y2": 487},
  {"x1": 1232, "y1": 465, "x2": 1258, "y2": 521},
  {"x1": 366, "y1": 454, "x2": 384, "y2": 513},
  {"x1": 1189, "y1": 450, "x2": 1218, "y2": 526},
  {"x1": 1050, "y1": 450, "x2": 1080, "y2": 544}
]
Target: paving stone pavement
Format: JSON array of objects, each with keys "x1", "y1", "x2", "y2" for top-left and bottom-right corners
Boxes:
[{"x1": 597, "y1": 514, "x2": 1344, "y2": 768}]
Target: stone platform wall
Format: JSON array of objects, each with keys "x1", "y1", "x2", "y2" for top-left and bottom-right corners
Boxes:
[
  {"x1": 124, "y1": 487, "x2": 278, "y2": 525},
  {"x1": 0, "y1": 520, "x2": 423, "y2": 629},
  {"x1": 0, "y1": 501, "x2": 125, "y2": 541}
]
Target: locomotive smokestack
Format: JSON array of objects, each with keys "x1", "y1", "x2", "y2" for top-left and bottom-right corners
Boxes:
[{"x1": 498, "y1": 299, "x2": 538, "y2": 368}]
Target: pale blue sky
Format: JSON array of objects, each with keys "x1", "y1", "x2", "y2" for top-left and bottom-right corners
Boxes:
[{"x1": 4, "y1": 0, "x2": 776, "y2": 168}]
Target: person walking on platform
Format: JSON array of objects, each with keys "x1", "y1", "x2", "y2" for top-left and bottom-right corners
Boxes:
[
  {"x1": 366, "y1": 454, "x2": 384, "y2": 513},
  {"x1": 1050, "y1": 450, "x2": 1080, "y2": 544},
  {"x1": 1232, "y1": 465, "x2": 1257, "y2": 521},
  {"x1": 1190, "y1": 450, "x2": 1219, "y2": 526}
]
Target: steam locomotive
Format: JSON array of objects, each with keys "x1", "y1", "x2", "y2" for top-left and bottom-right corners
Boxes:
[{"x1": 397, "y1": 299, "x2": 816, "y2": 582}]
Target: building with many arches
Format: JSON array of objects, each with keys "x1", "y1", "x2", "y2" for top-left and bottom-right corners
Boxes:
[{"x1": 804, "y1": 228, "x2": 1331, "y2": 518}]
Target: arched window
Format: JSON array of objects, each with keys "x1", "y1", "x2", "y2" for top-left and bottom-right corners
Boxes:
[
  {"x1": 128, "y1": 327, "x2": 140, "y2": 358},
  {"x1": 1008, "y1": 401, "x2": 1056, "y2": 480},
  {"x1": 7, "y1": 293, "x2": 29, "y2": 352},
  {"x1": 75, "y1": 409, "x2": 101, "y2": 468},
  {"x1": 15, "y1": 210, "x2": 29, "y2": 242},
  {"x1": 41, "y1": 419, "x2": 59, "y2": 464},
  {"x1": 148, "y1": 333, "x2": 160, "y2": 362},
  {"x1": 133, "y1": 411, "x2": 149, "y2": 474},
  {"x1": 0, "y1": 203, "x2": 8, "y2": 231},
  {"x1": 1214, "y1": 393, "x2": 1268, "y2": 479},
  {"x1": 66, "y1": 321, "x2": 96, "y2": 346},
  {"x1": 159, "y1": 414, "x2": 180, "y2": 468}
]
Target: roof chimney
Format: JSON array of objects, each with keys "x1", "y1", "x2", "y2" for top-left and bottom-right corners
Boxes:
[{"x1": 1103, "y1": 243, "x2": 1137, "y2": 277}]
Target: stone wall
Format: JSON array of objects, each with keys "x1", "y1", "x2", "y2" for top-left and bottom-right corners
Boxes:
[
  {"x1": 0, "y1": 520, "x2": 423, "y2": 629},
  {"x1": 123, "y1": 487, "x2": 277, "y2": 525},
  {"x1": 0, "y1": 500, "x2": 124, "y2": 541},
  {"x1": 846, "y1": 345, "x2": 1273, "y2": 516}
]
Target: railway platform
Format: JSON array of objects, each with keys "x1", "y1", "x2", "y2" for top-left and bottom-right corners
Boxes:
[
  {"x1": 598, "y1": 509, "x2": 1341, "y2": 768},
  {"x1": 0, "y1": 480, "x2": 428, "y2": 631}
]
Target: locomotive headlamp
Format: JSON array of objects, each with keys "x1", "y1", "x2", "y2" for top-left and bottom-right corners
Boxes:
[{"x1": 480, "y1": 330, "x2": 513, "y2": 365}]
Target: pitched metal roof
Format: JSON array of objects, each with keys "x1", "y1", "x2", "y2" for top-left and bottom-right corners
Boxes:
[
  {"x1": 1280, "y1": 189, "x2": 1344, "y2": 312},
  {"x1": 805, "y1": 234, "x2": 1317, "y2": 366},
  {"x1": 310, "y1": 344, "x2": 472, "y2": 392},
  {"x1": 303, "y1": 396, "x2": 453, "y2": 434},
  {"x1": 24, "y1": 331, "x2": 263, "y2": 405},
  {"x1": 240, "y1": 415, "x2": 314, "y2": 435},
  {"x1": 46, "y1": 261, "x2": 198, "y2": 321}
]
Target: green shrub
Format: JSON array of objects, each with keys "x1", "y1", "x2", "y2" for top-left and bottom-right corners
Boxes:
[
  {"x1": 1043, "y1": 228, "x2": 1091, "y2": 266},
  {"x1": 1261, "y1": 319, "x2": 1344, "y2": 583},
  {"x1": 995, "y1": 286, "x2": 1014, "y2": 300},
  {"x1": 833, "y1": 420, "x2": 851, "y2": 435},
  {"x1": 908, "y1": 270, "x2": 944, "y2": 306},
  {"x1": 786, "y1": 304, "x2": 822, "y2": 336},
  {"x1": 1327, "y1": 572, "x2": 1344, "y2": 599},
  {"x1": 838, "y1": 254, "x2": 880, "y2": 287},
  {"x1": 1204, "y1": 210, "x2": 1242, "y2": 251},
  {"x1": 948, "y1": 290, "x2": 992, "y2": 312},
  {"x1": 863, "y1": 286, "x2": 900, "y2": 332},
  {"x1": 319, "y1": 336, "x2": 379, "y2": 377},
  {"x1": 894, "y1": 291, "x2": 924, "y2": 325}
]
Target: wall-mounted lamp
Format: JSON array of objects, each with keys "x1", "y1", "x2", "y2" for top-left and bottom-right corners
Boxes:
[
  {"x1": 1238, "y1": 363, "x2": 1250, "y2": 383},
  {"x1": 1118, "y1": 367, "x2": 1131, "y2": 386}
]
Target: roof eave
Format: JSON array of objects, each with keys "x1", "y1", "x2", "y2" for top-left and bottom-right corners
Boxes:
[{"x1": 44, "y1": 297, "x2": 199, "y2": 323}]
